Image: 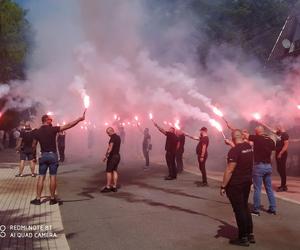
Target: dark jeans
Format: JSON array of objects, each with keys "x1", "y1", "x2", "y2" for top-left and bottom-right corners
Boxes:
[
  {"x1": 176, "y1": 151, "x2": 184, "y2": 173},
  {"x1": 39, "y1": 152, "x2": 59, "y2": 176},
  {"x1": 197, "y1": 156, "x2": 207, "y2": 183},
  {"x1": 276, "y1": 152, "x2": 288, "y2": 187},
  {"x1": 143, "y1": 147, "x2": 149, "y2": 166},
  {"x1": 165, "y1": 151, "x2": 177, "y2": 178},
  {"x1": 58, "y1": 146, "x2": 65, "y2": 162},
  {"x1": 226, "y1": 182, "x2": 253, "y2": 239}
]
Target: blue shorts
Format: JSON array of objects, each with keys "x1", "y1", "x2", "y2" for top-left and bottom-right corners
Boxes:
[{"x1": 39, "y1": 152, "x2": 59, "y2": 176}]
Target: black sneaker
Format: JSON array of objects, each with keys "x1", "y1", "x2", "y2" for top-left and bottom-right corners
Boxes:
[
  {"x1": 229, "y1": 237, "x2": 250, "y2": 247},
  {"x1": 31, "y1": 173, "x2": 37, "y2": 177},
  {"x1": 201, "y1": 182, "x2": 208, "y2": 187},
  {"x1": 50, "y1": 198, "x2": 58, "y2": 205},
  {"x1": 266, "y1": 209, "x2": 276, "y2": 215},
  {"x1": 15, "y1": 174, "x2": 24, "y2": 177},
  {"x1": 111, "y1": 187, "x2": 118, "y2": 192},
  {"x1": 101, "y1": 186, "x2": 112, "y2": 193},
  {"x1": 277, "y1": 186, "x2": 288, "y2": 192},
  {"x1": 248, "y1": 234, "x2": 256, "y2": 244},
  {"x1": 251, "y1": 210, "x2": 260, "y2": 216},
  {"x1": 164, "y1": 176, "x2": 176, "y2": 180},
  {"x1": 30, "y1": 198, "x2": 41, "y2": 205}
]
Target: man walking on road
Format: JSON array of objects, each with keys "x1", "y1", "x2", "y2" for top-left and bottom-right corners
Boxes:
[
  {"x1": 221, "y1": 129, "x2": 255, "y2": 247},
  {"x1": 244, "y1": 126, "x2": 276, "y2": 215},
  {"x1": 30, "y1": 113, "x2": 85, "y2": 205},
  {"x1": 153, "y1": 123, "x2": 178, "y2": 180},
  {"x1": 102, "y1": 127, "x2": 121, "y2": 193}
]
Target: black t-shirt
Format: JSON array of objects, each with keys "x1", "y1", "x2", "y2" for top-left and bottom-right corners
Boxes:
[
  {"x1": 248, "y1": 134, "x2": 275, "y2": 163},
  {"x1": 33, "y1": 125, "x2": 60, "y2": 153},
  {"x1": 275, "y1": 131, "x2": 289, "y2": 153},
  {"x1": 227, "y1": 142, "x2": 253, "y2": 186},
  {"x1": 20, "y1": 129, "x2": 34, "y2": 152},
  {"x1": 196, "y1": 136, "x2": 209, "y2": 156},
  {"x1": 165, "y1": 132, "x2": 178, "y2": 154},
  {"x1": 109, "y1": 134, "x2": 121, "y2": 156},
  {"x1": 143, "y1": 134, "x2": 151, "y2": 149},
  {"x1": 177, "y1": 134, "x2": 185, "y2": 153}
]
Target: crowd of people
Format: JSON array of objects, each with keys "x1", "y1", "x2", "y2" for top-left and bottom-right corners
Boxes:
[{"x1": 8, "y1": 110, "x2": 300, "y2": 247}]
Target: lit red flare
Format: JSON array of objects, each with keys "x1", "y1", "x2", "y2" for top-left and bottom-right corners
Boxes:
[
  {"x1": 149, "y1": 113, "x2": 153, "y2": 120},
  {"x1": 212, "y1": 106, "x2": 223, "y2": 117},
  {"x1": 209, "y1": 119, "x2": 223, "y2": 132},
  {"x1": 174, "y1": 119, "x2": 181, "y2": 130},
  {"x1": 252, "y1": 112, "x2": 261, "y2": 121},
  {"x1": 297, "y1": 105, "x2": 300, "y2": 110},
  {"x1": 47, "y1": 111, "x2": 53, "y2": 116},
  {"x1": 83, "y1": 95, "x2": 90, "y2": 109},
  {"x1": 134, "y1": 116, "x2": 139, "y2": 121}
]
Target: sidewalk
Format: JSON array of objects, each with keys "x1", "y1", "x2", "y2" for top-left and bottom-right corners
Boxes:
[
  {"x1": 185, "y1": 165, "x2": 300, "y2": 205},
  {"x1": 0, "y1": 149, "x2": 69, "y2": 250}
]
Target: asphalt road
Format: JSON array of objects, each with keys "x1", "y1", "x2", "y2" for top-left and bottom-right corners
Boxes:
[{"x1": 58, "y1": 158, "x2": 300, "y2": 250}]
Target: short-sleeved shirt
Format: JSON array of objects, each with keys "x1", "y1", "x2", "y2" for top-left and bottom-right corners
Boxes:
[
  {"x1": 165, "y1": 132, "x2": 178, "y2": 154},
  {"x1": 109, "y1": 134, "x2": 121, "y2": 156},
  {"x1": 177, "y1": 134, "x2": 185, "y2": 153},
  {"x1": 196, "y1": 136, "x2": 209, "y2": 157},
  {"x1": 143, "y1": 134, "x2": 151, "y2": 149},
  {"x1": 227, "y1": 142, "x2": 254, "y2": 186},
  {"x1": 275, "y1": 131, "x2": 289, "y2": 154},
  {"x1": 20, "y1": 129, "x2": 34, "y2": 152},
  {"x1": 33, "y1": 125, "x2": 60, "y2": 153},
  {"x1": 248, "y1": 134, "x2": 275, "y2": 163}
]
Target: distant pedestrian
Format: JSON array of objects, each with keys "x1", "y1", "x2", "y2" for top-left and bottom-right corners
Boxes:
[
  {"x1": 138, "y1": 124, "x2": 152, "y2": 169},
  {"x1": 244, "y1": 126, "x2": 276, "y2": 215},
  {"x1": 176, "y1": 130, "x2": 185, "y2": 173},
  {"x1": 57, "y1": 131, "x2": 66, "y2": 162},
  {"x1": 186, "y1": 127, "x2": 209, "y2": 186},
  {"x1": 30, "y1": 113, "x2": 85, "y2": 205},
  {"x1": 101, "y1": 127, "x2": 121, "y2": 192},
  {"x1": 221, "y1": 129, "x2": 255, "y2": 247},
  {"x1": 153, "y1": 122, "x2": 178, "y2": 180},
  {"x1": 15, "y1": 122, "x2": 36, "y2": 177}
]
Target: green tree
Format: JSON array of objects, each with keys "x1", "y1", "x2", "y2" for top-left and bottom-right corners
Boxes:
[{"x1": 0, "y1": 0, "x2": 30, "y2": 82}]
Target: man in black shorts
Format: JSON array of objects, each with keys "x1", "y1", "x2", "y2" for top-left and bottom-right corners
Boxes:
[
  {"x1": 221, "y1": 129, "x2": 255, "y2": 247},
  {"x1": 15, "y1": 122, "x2": 36, "y2": 177},
  {"x1": 153, "y1": 123, "x2": 178, "y2": 180},
  {"x1": 101, "y1": 127, "x2": 121, "y2": 192},
  {"x1": 176, "y1": 129, "x2": 185, "y2": 173},
  {"x1": 30, "y1": 113, "x2": 85, "y2": 205}
]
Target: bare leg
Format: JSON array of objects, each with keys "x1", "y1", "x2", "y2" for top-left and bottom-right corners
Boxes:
[
  {"x1": 112, "y1": 171, "x2": 118, "y2": 188},
  {"x1": 106, "y1": 172, "x2": 113, "y2": 187},
  {"x1": 49, "y1": 176, "x2": 57, "y2": 199},
  {"x1": 30, "y1": 160, "x2": 36, "y2": 175},
  {"x1": 36, "y1": 175, "x2": 46, "y2": 199},
  {"x1": 19, "y1": 160, "x2": 25, "y2": 175}
]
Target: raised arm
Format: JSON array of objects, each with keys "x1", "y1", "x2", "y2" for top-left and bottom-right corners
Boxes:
[
  {"x1": 183, "y1": 131, "x2": 199, "y2": 141},
  {"x1": 60, "y1": 113, "x2": 85, "y2": 131},
  {"x1": 260, "y1": 122, "x2": 276, "y2": 134},
  {"x1": 224, "y1": 119, "x2": 235, "y2": 132},
  {"x1": 153, "y1": 122, "x2": 167, "y2": 135}
]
